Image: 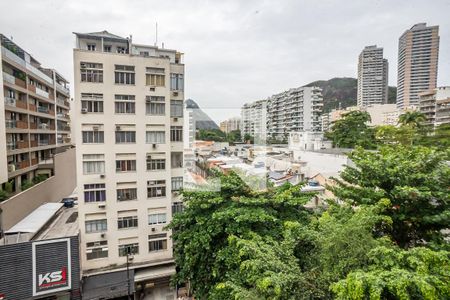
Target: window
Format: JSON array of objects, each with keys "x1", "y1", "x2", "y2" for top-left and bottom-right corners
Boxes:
[
  {"x1": 118, "y1": 216, "x2": 138, "y2": 229},
  {"x1": 87, "y1": 44, "x2": 96, "y2": 51},
  {"x1": 115, "y1": 131, "x2": 136, "y2": 143},
  {"x1": 117, "y1": 46, "x2": 126, "y2": 54},
  {"x1": 116, "y1": 160, "x2": 136, "y2": 172},
  {"x1": 171, "y1": 152, "x2": 183, "y2": 169},
  {"x1": 117, "y1": 188, "x2": 137, "y2": 201},
  {"x1": 83, "y1": 154, "x2": 105, "y2": 175},
  {"x1": 80, "y1": 62, "x2": 103, "y2": 83},
  {"x1": 145, "y1": 96, "x2": 165, "y2": 115},
  {"x1": 146, "y1": 68, "x2": 165, "y2": 87},
  {"x1": 104, "y1": 45, "x2": 111, "y2": 52},
  {"x1": 81, "y1": 93, "x2": 103, "y2": 113},
  {"x1": 170, "y1": 73, "x2": 184, "y2": 91},
  {"x1": 115, "y1": 95, "x2": 135, "y2": 114},
  {"x1": 170, "y1": 100, "x2": 183, "y2": 117},
  {"x1": 171, "y1": 177, "x2": 183, "y2": 191},
  {"x1": 115, "y1": 65, "x2": 135, "y2": 85},
  {"x1": 170, "y1": 126, "x2": 183, "y2": 142},
  {"x1": 146, "y1": 131, "x2": 165, "y2": 144},
  {"x1": 82, "y1": 130, "x2": 104, "y2": 143},
  {"x1": 172, "y1": 202, "x2": 184, "y2": 215},
  {"x1": 147, "y1": 158, "x2": 166, "y2": 171},
  {"x1": 85, "y1": 219, "x2": 107, "y2": 233},
  {"x1": 148, "y1": 213, "x2": 167, "y2": 225},
  {"x1": 140, "y1": 51, "x2": 149, "y2": 57},
  {"x1": 84, "y1": 183, "x2": 106, "y2": 202},
  {"x1": 148, "y1": 233, "x2": 167, "y2": 252},
  {"x1": 147, "y1": 180, "x2": 166, "y2": 198},
  {"x1": 86, "y1": 241, "x2": 108, "y2": 260},
  {"x1": 118, "y1": 243, "x2": 139, "y2": 256}
]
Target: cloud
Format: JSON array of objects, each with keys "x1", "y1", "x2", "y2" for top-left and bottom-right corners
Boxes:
[{"x1": 1, "y1": 0, "x2": 449, "y2": 122}]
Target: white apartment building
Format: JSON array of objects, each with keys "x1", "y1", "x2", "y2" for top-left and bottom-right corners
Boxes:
[
  {"x1": 219, "y1": 116, "x2": 241, "y2": 134},
  {"x1": 357, "y1": 45, "x2": 388, "y2": 107},
  {"x1": 419, "y1": 86, "x2": 450, "y2": 128},
  {"x1": 267, "y1": 87, "x2": 323, "y2": 141},
  {"x1": 73, "y1": 31, "x2": 184, "y2": 299},
  {"x1": 241, "y1": 100, "x2": 267, "y2": 142}
]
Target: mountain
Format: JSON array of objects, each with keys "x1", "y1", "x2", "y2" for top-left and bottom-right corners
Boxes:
[
  {"x1": 185, "y1": 99, "x2": 220, "y2": 130},
  {"x1": 304, "y1": 77, "x2": 397, "y2": 113}
]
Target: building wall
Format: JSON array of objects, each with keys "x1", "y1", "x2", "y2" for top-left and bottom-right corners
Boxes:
[
  {"x1": 0, "y1": 47, "x2": 8, "y2": 183},
  {"x1": 73, "y1": 45, "x2": 183, "y2": 273},
  {"x1": 0, "y1": 147, "x2": 76, "y2": 231}
]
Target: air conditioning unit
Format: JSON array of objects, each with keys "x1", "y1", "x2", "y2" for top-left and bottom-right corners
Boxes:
[
  {"x1": 100, "y1": 233, "x2": 106, "y2": 238},
  {"x1": 81, "y1": 108, "x2": 88, "y2": 113},
  {"x1": 98, "y1": 203, "x2": 106, "y2": 208},
  {"x1": 152, "y1": 143, "x2": 157, "y2": 149},
  {"x1": 100, "y1": 174, "x2": 105, "y2": 178},
  {"x1": 149, "y1": 87, "x2": 155, "y2": 92},
  {"x1": 173, "y1": 117, "x2": 178, "y2": 122},
  {"x1": 116, "y1": 125, "x2": 121, "y2": 131},
  {"x1": 172, "y1": 91, "x2": 179, "y2": 96},
  {"x1": 151, "y1": 227, "x2": 156, "y2": 232},
  {"x1": 92, "y1": 126, "x2": 99, "y2": 131}
]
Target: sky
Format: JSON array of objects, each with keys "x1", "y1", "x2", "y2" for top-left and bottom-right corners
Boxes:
[{"x1": 1, "y1": 0, "x2": 449, "y2": 123}]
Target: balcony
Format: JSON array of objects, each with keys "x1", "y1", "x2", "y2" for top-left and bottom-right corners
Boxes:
[
  {"x1": 57, "y1": 113, "x2": 70, "y2": 120},
  {"x1": 56, "y1": 82, "x2": 70, "y2": 95},
  {"x1": 3, "y1": 72, "x2": 15, "y2": 84},
  {"x1": 5, "y1": 120, "x2": 28, "y2": 129},
  {"x1": 4, "y1": 96, "x2": 16, "y2": 106},
  {"x1": 36, "y1": 87, "x2": 50, "y2": 99},
  {"x1": 57, "y1": 125, "x2": 71, "y2": 132},
  {"x1": 37, "y1": 123, "x2": 53, "y2": 130},
  {"x1": 37, "y1": 106, "x2": 49, "y2": 114},
  {"x1": 56, "y1": 98, "x2": 70, "y2": 107},
  {"x1": 6, "y1": 140, "x2": 29, "y2": 151},
  {"x1": 25, "y1": 62, "x2": 53, "y2": 85},
  {"x1": 1, "y1": 46, "x2": 26, "y2": 68},
  {"x1": 8, "y1": 160, "x2": 30, "y2": 172}
]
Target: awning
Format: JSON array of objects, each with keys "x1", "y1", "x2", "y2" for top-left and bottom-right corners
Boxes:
[
  {"x1": 82, "y1": 270, "x2": 134, "y2": 300},
  {"x1": 134, "y1": 265, "x2": 175, "y2": 283}
]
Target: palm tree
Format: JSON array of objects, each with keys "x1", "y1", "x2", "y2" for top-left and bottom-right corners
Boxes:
[{"x1": 398, "y1": 111, "x2": 426, "y2": 128}]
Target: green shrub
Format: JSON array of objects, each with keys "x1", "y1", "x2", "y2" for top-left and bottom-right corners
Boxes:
[
  {"x1": 21, "y1": 180, "x2": 34, "y2": 191},
  {"x1": 0, "y1": 189, "x2": 9, "y2": 201},
  {"x1": 32, "y1": 174, "x2": 48, "y2": 184},
  {"x1": 5, "y1": 181, "x2": 13, "y2": 194}
]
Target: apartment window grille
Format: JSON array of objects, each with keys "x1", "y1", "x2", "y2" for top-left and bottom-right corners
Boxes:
[
  {"x1": 146, "y1": 158, "x2": 166, "y2": 171},
  {"x1": 116, "y1": 160, "x2": 136, "y2": 172},
  {"x1": 82, "y1": 131, "x2": 104, "y2": 143},
  {"x1": 171, "y1": 152, "x2": 183, "y2": 169},
  {"x1": 118, "y1": 243, "x2": 139, "y2": 256},
  {"x1": 170, "y1": 73, "x2": 184, "y2": 91},
  {"x1": 85, "y1": 219, "x2": 107, "y2": 233},
  {"x1": 147, "y1": 180, "x2": 166, "y2": 198},
  {"x1": 145, "y1": 96, "x2": 165, "y2": 115},
  {"x1": 84, "y1": 183, "x2": 106, "y2": 202},
  {"x1": 86, "y1": 241, "x2": 108, "y2": 260},
  {"x1": 115, "y1": 131, "x2": 136, "y2": 143},
  {"x1": 82, "y1": 154, "x2": 105, "y2": 174},
  {"x1": 171, "y1": 177, "x2": 183, "y2": 191},
  {"x1": 172, "y1": 202, "x2": 184, "y2": 215},
  {"x1": 170, "y1": 100, "x2": 183, "y2": 117},
  {"x1": 148, "y1": 213, "x2": 167, "y2": 225},
  {"x1": 115, "y1": 65, "x2": 135, "y2": 85},
  {"x1": 117, "y1": 188, "x2": 138, "y2": 201},
  {"x1": 146, "y1": 131, "x2": 165, "y2": 144},
  {"x1": 104, "y1": 45, "x2": 111, "y2": 52},
  {"x1": 117, "y1": 47, "x2": 126, "y2": 54},
  {"x1": 170, "y1": 126, "x2": 183, "y2": 142},
  {"x1": 115, "y1": 95, "x2": 135, "y2": 114},
  {"x1": 145, "y1": 69, "x2": 165, "y2": 86},
  {"x1": 117, "y1": 216, "x2": 138, "y2": 229},
  {"x1": 87, "y1": 44, "x2": 96, "y2": 51},
  {"x1": 148, "y1": 233, "x2": 167, "y2": 252},
  {"x1": 81, "y1": 93, "x2": 103, "y2": 113},
  {"x1": 80, "y1": 62, "x2": 103, "y2": 83}
]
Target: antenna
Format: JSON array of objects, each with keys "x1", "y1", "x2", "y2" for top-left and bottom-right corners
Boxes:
[{"x1": 155, "y1": 22, "x2": 158, "y2": 46}]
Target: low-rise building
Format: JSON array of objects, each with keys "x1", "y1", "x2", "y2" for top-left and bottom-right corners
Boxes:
[
  {"x1": 219, "y1": 117, "x2": 241, "y2": 134},
  {"x1": 419, "y1": 86, "x2": 450, "y2": 128}
]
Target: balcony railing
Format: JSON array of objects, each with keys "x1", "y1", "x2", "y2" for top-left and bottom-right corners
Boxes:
[
  {"x1": 37, "y1": 106, "x2": 49, "y2": 113},
  {"x1": 3, "y1": 72, "x2": 15, "y2": 84},
  {"x1": 38, "y1": 123, "x2": 50, "y2": 130},
  {"x1": 25, "y1": 62, "x2": 53, "y2": 85},
  {"x1": 56, "y1": 82, "x2": 70, "y2": 95},
  {"x1": 4, "y1": 96, "x2": 16, "y2": 106},
  {"x1": 36, "y1": 87, "x2": 50, "y2": 99},
  {"x1": 5, "y1": 119, "x2": 16, "y2": 128},
  {"x1": 57, "y1": 125, "x2": 71, "y2": 132},
  {"x1": 1, "y1": 46, "x2": 26, "y2": 68}
]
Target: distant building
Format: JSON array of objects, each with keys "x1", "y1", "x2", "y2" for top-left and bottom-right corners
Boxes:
[
  {"x1": 397, "y1": 23, "x2": 439, "y2": 109},
  {"x1": 321, "y1": 106, "x2": 359, "y2": 132},
  {"x1": 0, "y1": 34, "x2": 71, "y2": 192},
  {"x1": 288, "y1": 131, "x2": 332, "y2": 151},
  {"x1": 419, "y1": 86, "x2": 450, "y2": 128},
  {"x1": 267, "y1": 87, "x2": 323, "y2": 141},
  {"x1": 241, "y1": 100, "x2": 267, "y2": 142},
  {"x1": 219, "y1": 117, "x2": 241, "y2": 133},
  {"x1": 357, "y1": 45, "x2": 388, "y2": 107}
]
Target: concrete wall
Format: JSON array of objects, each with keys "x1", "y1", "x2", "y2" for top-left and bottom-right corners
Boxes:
[
  {"x1": 293, "y1": 150, "x2": 349, "y2": 178},
  {"x1": 0, "y1": 48, "x2": 8, "y2": 183},
  {"x1": 0, "y1": 147, "x2": 76, "y2": 231}
]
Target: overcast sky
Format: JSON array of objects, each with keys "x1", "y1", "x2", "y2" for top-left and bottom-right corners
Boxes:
[{"x1": 1, "y1": 0, "x2": 449, "y2": 123}]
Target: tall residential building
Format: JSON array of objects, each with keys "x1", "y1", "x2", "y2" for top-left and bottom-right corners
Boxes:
[
  {"x1": 0, "y1": 34, "x2": 71, "y2": 192},
  {"x1": 219, "y1": 117, "x2": 241, "y2": 134},
  {"x1": 73, "y1": 31, "x2": 184, "y2": 298},
  {"x1": 241, "y1": 100, "x2": 267, "y2": 142},
  {"x1": 397, "y1": 23, "x2": 439, "y2": 109},
  {"x1": 267, "y1": 86, "x2": 323, "y2": 141},
  {"x1": 357, "y1": 45, "x2": 388, "y2": 107},
  {"x1": 419, "y1": 86, "x2": 450, "y2": 128}
]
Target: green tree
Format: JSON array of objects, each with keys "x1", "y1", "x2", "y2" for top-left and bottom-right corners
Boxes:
[
  {"x1": 243, "y1": 133, "x2": 254, "y2": 144},
  {"x1": 330, "y1": 146, "x2": 450, "y2": 248},
  {"x1": 375, "y1": 125, "x2": 415, "y2": 146},
  {"x1": 398, "y1": 111, "x2": 426, "y2": 128},
  {"x1": 325, "y1": 111, "x2": 375, "y2": 149},
  {"x1": 196, "y1": 129, "x2": 226, "y2": 142},
  {"x1": 331, "y1": 246, "x2": 450, "y2": 300},
  {"x1": 168, "y1": 174, "x2": 315, "y2": 298},
  {"x1": 226, "y1": 129, "x2": 242, "y2": 143}
]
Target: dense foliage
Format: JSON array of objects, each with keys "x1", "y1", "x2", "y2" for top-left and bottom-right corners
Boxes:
[
  {"x1": 196, "y1": 129, "x2": 227, "y2": 142},
  {"x1": 325, "y1": 111, "x2": 375, "y2": 148},
  {"x1": 170, "y1": 145, "x2": 449, "y2": 299}
]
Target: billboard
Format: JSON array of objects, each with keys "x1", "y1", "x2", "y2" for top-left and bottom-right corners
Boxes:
[{"x1": 32, "y1": 238, "x2": 72, "y2": 296}]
